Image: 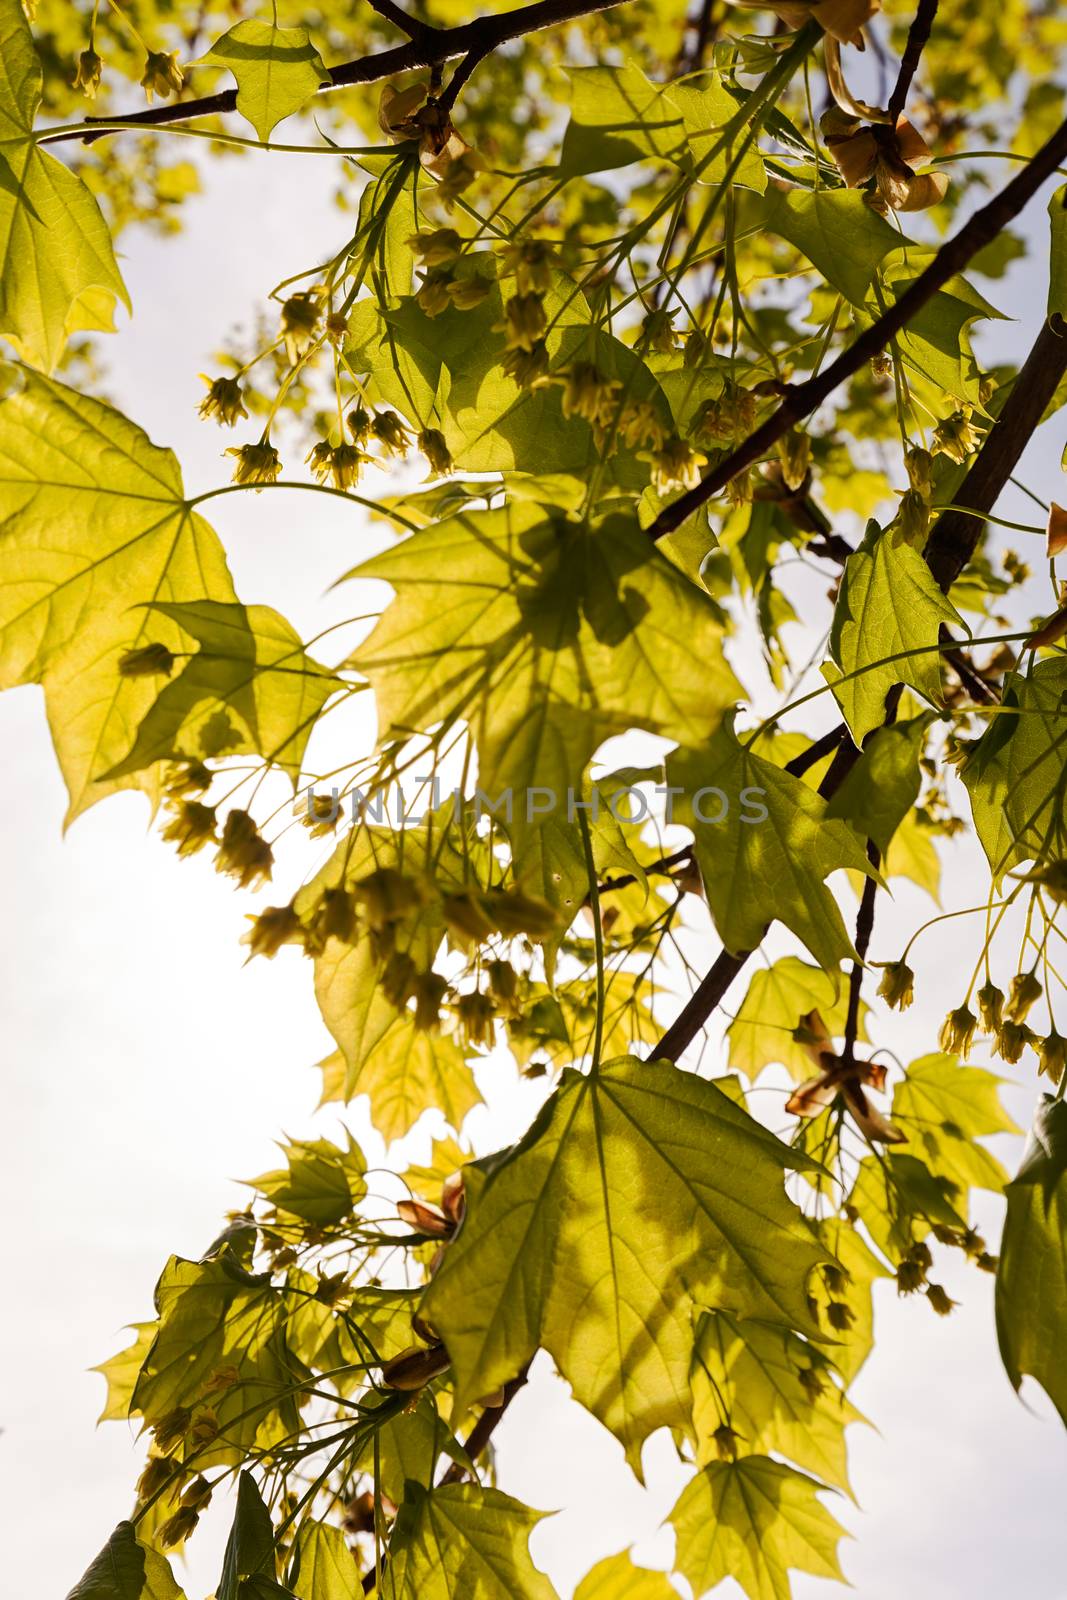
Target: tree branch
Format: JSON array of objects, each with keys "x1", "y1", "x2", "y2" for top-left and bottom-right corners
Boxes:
[
  {"x1": 924, "y1": 313, "x2": 1067, "y2": 590},
  {"x1": 647, "y1": 114, "x2": 1067, "y2": 541},
  {"x1": 43, "y1": 0, "x2": 634, "y2": 145},
  {"x1": 886, "y1": 0, "x2": 939, "y2": 124}
]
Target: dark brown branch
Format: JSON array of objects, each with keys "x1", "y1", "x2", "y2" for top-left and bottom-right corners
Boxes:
[
  {"x1": 653, "y1": 298, "x2": 1063, "y2": 1063},
  {"x1": 647, "y1": 115, "x2": 1067, "y2": 541},
  {"x1": 365, "y1": 0, "x2": 433, "y2": 42},
  {"x1": 42, "y1": 0, "x2": 634, "y2": 145},
  {"x1": 653, "y1": 729, "x2": 860, "y2": 1062},
  {"x1": 886, "y1": 0, "x2": 939, "y2": 124},
  {"x1": 924, "y1": 313, "x2": 1067, "y2": 590}
]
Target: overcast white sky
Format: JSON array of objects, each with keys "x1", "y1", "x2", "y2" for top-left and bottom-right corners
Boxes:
[{"x1": 2, "y1": 133, "x2": 1066, "y2": 1600}]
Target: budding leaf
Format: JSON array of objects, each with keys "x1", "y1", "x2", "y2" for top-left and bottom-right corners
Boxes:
[
  {"x1": 383, "y1": 1483, "x2": 557, "y2": 1599},
  {"x1": 827, "y1": 521, "x2": 962, "y2": 743},
  {"x1": 996, "y1": 1095, "x2": 1067, "y2": 1427},
  {"x1": 669, "y1": 1455, "x2": 846, "y2": 1600},
  {"x1": 0, "y1": 0, "x2": 129, "y2": 370},
  {"x1": 0, "y1": 369, "x2": 239, "y2": 820},
  {"x1": 825, "y1": 714, "x2": 933, "y2": 855},
  {"x1": 423, "y1": 1057, "x2": 828, "y2": 1473},
  {"x1": 198, "y1": 21, "x2": 329, "y2": 143}
]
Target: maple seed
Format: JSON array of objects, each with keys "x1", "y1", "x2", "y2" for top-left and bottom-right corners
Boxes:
[
  {"x1": 938, "y1": 1005, "x2": 977, "y2": 1056},
  {"x1": 198, "y1": 375, "x2": 247, "y2": 427},
  {"x1": 72, "y1": 46, "x2": 103, "y2": 98},
  {"x1": 141, "y1": 49, "x2": 184, "y2": 102},
  {"x1": 119, "y1": 642, "x2": 175, "y2": 678},
  {"x1": 877, "y1": 959, "x2": 914, "y2": 1011}
]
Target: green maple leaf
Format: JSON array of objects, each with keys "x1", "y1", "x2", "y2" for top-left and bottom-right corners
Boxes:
[
  {"x1": 198, "y1": 21, "x2": 329, "y2": 143},
  {"x1": 669, "y1": 1455, "x2": 846, "y2": 1600},
  {"x1": 347, "y1": 504, "x2": 740, "y2": 818},
  {"x1": 667, "y1": 722, "x2": 874, "y2": 973},
  {"x1": 962, "y1": 657, "x2": 1067, "y2": 883},
  {"x1": 891, "y1": 1053, "x2": 1018, "y2": 1201},
  {"x1": 422, "y1": 1057, "x2": 827, "y2": 1473},
  {"x1": 995, "y1": 1095, "x2": 1067, "y2": 1427},
  {"x1": 290, "y1": 1521, "x2": 356, "y2": 1600},
  {"x1": 0, "y1": 0, "x2": 129, "y2": 370},
  {"x1": 726, "y1": 957, "x2": 865, "y2": 1084},
  {"x1": 248, "y1": 1134, "x2": 366, "y2": 1226},
  {"x1": 103, "y1": 599, "x2": 339, "y2": 783},
  {"x1": 827, "y1": 522, "x2": 962, "y2": 743},
  {"x1": 132, "y1": 1251, "x2": 303, "y2": 1464},
  {"x1": 381, "y1": 1484, "x2": 557, "y2": 1600},
  {"x1": 0, "y1": 368, "x2": 238, "y2": 820},
  {"x1": 66, "y1": 1523, "x2": 185, "y2": 1600},
  {"x1": 692, "y1": 1312, "x2": 864, "y2": 1493},
  {"x1": 825, "y1": 714, "x2": 933, "y2": 855},
  {"x1": 573, "y1": 1553, "x2": 679, "y2": 1599},
  {"x1": 314, "y1": 946, "x2": 481, "y2": 1144}
]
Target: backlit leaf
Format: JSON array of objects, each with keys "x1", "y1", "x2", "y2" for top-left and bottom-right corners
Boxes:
[
  {"x1": 199, "y1": 21, "x2": 329, "y2": 142},
  {"x1": 381, "y1": 1483, "x2": 557, "y2": 1600}
]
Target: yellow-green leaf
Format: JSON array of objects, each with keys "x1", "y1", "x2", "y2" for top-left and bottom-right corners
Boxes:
[
  {"x1": 0, "y1": 368, "x2": 237, "y2": 820},
  {"x1": 423, "y1": 1057, "x2": 827, "y2": 1472},
  {"x1": 0, "y1": 0, "x2": 129, "y2": 370},
  {"x1": 198, "y1": 21, "x2": 329, "y2": 143},
  {"x1": 381, "y1": 1483, "x2": 557, "y2": 1600},
  {"x1": 669, "y1": 1456, "x2": 846, "y2": 1600}
]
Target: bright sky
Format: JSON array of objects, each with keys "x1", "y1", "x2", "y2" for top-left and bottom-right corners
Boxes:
[{"x1": 2, "y1": 138, "x2": 1066, "y2": 1599}]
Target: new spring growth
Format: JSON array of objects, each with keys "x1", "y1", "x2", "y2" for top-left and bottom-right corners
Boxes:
[
  {"x1": 503, "y1": 237, "x2": 557, "y2": 295},
  {"x1": 162, "y1": 800, "x2": 217, "y2": 858},
  {"x1": 199, "y1": 375, "x2": 247, "y2": 427},
  {"x1": 215, "y1": 810, "x2": 273, "y2": 889},
  {"x1": 371, "y1": 409, "x2": 412, "y2": 457},
  {"x1": 1006, "y1": 971, "x2": 1042, "y2": 1023},
  {"x1": 939, "y1": 1005, "x2": 977, "y2": 1055},
  {"x1": 141, "y1": 50, "x2": 184, "y2": 102},
  {"x1": 279, "y1": 292, "x2": 321, "y2": 362},
  {"x1": 242, "y1": 903, "x2": 302, "y2": 960},
  {"x1": 933, "y1": 407, "x2": 982, "y2": 465},
  {"x1": 73, "y1": 46, "x2": 102, "y2": 98},
  {"x1": 644, "y1": 436, "x2": 707, "y2": 495},
  {"x1": 977, "y1": 981, "x2": 1004, "y2": 1033},
  {"x1": 500, "y1": 293, "x2": 547, "y2": 352},
  {"x1": 995, "y1": 1020, "x2": 1035, "y2": 1065},
  {"x1": 226, "y1": 441, "x2": 281, "y2": 488},
  {"x1": 1038, "y1": 1029, "x2": 1067, "y2": 1081},
  {"x1": 876, "y1": 959, "x2": 914, "y2": 1011},
  {"x1": 419, "y1": 428, "x2": 452, "y2": 477}
]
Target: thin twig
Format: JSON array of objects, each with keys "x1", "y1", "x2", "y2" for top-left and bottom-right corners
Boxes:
[
  {"x1": 886, "y1": 0, "x2": 939, "y2": 124},
  {"x1": 647, "y1": 115, "x2": 1067, "y2": 541},
  {"x1": 42, "y1": 0, "x2": 635, "y2": 145},
  {"x1": 365, "y1": 0, "x2": 432, "y2": 42}
]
